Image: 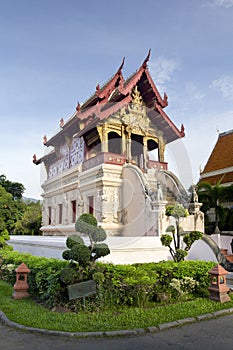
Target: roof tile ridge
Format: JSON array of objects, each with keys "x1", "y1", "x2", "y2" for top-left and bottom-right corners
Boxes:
[
  {"x1": 81, "y1": 58, "x2": 125, "y2": 109},
  {"x1": 201, "y1": 135, "x2": 220, "y2": 174}
]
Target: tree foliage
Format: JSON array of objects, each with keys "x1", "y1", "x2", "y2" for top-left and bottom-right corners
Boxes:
[
  {"x1": 0, "y1": 185, "x2": 25, "y2": 234},
  {"x1": 13, "y1": 201, "x2": 42, "y2": 235},
  {"x1": 197, "y1": 182, "x2": 233, "y2": 232},
  {"x1": 161, "y1": 204, "x2": 202, "y2": 262},
  {"x1": 0, "y1": 174, "x2": 42, "y2": 236},
  {"x1": 0, "y1": 174, "x2": 25, "y2": 200},
  {"x1": 165, "y1": 204, "x2": 189, "y2": 219}
]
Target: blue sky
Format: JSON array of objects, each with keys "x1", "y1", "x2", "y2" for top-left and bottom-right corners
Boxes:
[{"x1": 0, "y1": 0, "x2": 232, "y2": 199}]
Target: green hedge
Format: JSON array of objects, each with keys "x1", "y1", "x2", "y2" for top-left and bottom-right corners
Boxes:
[
  {"x1": 0, "y1": 248, "x2": 216, "y2": 309},
  {"x1": 0, "y1": 249, "x2": 68, "y2": 306},
  {"x1": 93, "y1": 260, "x2": 216, "y2": 307}
]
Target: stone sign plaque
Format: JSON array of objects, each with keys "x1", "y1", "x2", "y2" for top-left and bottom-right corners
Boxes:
[{"x1": 68, "y1": 280, "x2": 96, "y2": 301}]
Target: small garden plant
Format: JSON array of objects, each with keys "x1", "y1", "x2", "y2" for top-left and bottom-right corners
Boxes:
[{"x1": 161, "y1": 204, "x2": 202, "y2": 262}]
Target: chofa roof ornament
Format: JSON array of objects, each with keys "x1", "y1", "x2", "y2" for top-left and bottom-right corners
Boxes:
[{"x1": 142, "y1": 49, "x2": 151, "y2": 69}]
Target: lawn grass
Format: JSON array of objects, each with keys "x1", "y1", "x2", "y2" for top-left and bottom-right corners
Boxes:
[{"x1": 1, "y1": 280, "x2": 233, "y2": 333}]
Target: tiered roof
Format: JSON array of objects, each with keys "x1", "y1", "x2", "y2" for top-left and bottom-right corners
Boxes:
[
  {"x1": 200, "y1": 129, "x2": 233, "y2": 185},
  {"x1": 33, "y1": 51, "x2": 185, "y2": 164}
]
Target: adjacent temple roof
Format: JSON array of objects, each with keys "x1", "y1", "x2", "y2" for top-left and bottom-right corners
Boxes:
[
  {"x1": 34, "y1": 51, "x2": 185, "y2": 163},
  {"x1": 200, "y1": 129, "x2": 233, "y2": 185}
]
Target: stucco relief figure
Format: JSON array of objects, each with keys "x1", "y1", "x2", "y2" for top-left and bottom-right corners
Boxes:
[
  {"x1": 96, "y1": 189, "x2": 108, "y2": 222},
  {"x1": 156, "y1": 182, "x2": 163, "y2": 201},
  {"x1": 112, "y1": 189, "x2": 119, "y2": 222},
  {"x1": 145, "y1": 183, "x2": 163, "y2": 210},
  {"x1": 145, "y1": 185, "x2": 157, "y2": 201},
  {"x1": 63, "y1": 199, "x2": 68, "y2": 224},
  {"x1": 96, "y1": 190, "x2": 103, "y2": 222},
  {"x1": 51, "y1": 198, "x2": 56, "y2": 225},
  {"x1": 101, "y1": 190, "x2": 108, "y2": 222},
  {"x1": 77, "y1": 194, "x2": 84, "y2": 217},
  {"x1": 145, "y1": 185, "x2": 157, "y2": 210},
  {"x1": 191, "y1": 184, "x2": 198, "y2": 203}
]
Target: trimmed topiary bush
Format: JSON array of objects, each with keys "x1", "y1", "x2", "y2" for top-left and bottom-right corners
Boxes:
[{"x1": 62, "y1": 214, "x2": 110, "y2": 268}]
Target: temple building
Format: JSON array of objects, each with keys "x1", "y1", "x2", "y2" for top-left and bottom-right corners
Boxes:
[
  {"x1": 199, "y1": 129, "x2": 233, "y2": 187},
  {"x1": 33, "y1": 51, "x2": 203, "y2": 249}
]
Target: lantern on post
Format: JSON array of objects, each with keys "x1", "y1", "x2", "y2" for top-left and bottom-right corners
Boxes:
[
  {"x1": 208, "y1": 264, "x2": 230, "y2": 303},
  {"x1": 13, "y1": 263, "x2": 31, "y2": 300}
]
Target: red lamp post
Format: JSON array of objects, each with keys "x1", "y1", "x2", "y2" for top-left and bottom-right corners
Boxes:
[
  {"x1": 12, "y1": 263, "x2": 31, "y2": 300},
  {"x1": 208, "y1": 264, "x2": 230, "y2": 303}
]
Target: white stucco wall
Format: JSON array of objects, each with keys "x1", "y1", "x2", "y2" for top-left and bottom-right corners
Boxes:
[
  {"x1": 10, "y1": 233, "x2": 230, "y2": 265},
  {"x1": 8, "y1": 236, "x2": 171, "y2": 264}
]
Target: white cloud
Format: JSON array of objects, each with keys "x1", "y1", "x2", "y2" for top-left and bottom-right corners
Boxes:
[
  {"x1": 182, "y1": 109, "x2": 233, "y2": 183},
  {"x1": 208, "y1": 0, "x2": 233, "y2": 8},
  {"x1": 184, "y1": 82, "x2": 206, "y2": 100},
  {"x1": 211, "y1": 75, "x2": 233, "y2": 100},
  {"x1": 149, "y1": 56, "x2": 180, "y2": 91}
]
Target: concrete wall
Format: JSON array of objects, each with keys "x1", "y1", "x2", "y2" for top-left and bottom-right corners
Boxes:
[
  {"x1": 10, "y1": 234, "x2": 229, "y2": 265},
  {"x1": 8, "y1": 235, "x2": 171, "y2": 264}
]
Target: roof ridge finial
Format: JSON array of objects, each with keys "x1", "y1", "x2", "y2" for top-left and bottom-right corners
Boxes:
[
  {"x1": 142, "y1": 49, "x2": 151, "y2": 69},
  {"x1": 95, "y1": 83, "x2": 100, "y2": 96},
  {"x1": 180, "y1": 124, "x2": 185, "y2": 136},
  {"x1": 117, "y1": 56, "x2": 125, "y2": 73},
  {"x1": 76, "y1": 101, "x2": 81, "y2": 112},
  {"x1": 59, "y1": 118, "x2": 64, "y2": 128}
]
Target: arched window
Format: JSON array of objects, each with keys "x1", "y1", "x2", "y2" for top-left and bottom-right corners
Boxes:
[
  {"x1": 147, "y1": 139, "x2": 159, "y2": 161},
  {"x1": 108, "y1": 132, "x2": 121, "y2": 154},
  {"x1": 131, "y1": 134, "x2": 143, "y2": 167}
]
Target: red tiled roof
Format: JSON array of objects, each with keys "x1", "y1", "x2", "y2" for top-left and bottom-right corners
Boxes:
[
  {"x1": 202, "y1": 130, "x2": 233, "y2": 173},
  {"x1": 41, "y1": 52, "x2": 185, "y2": 150},
  {"x1": 199, "y1": 172, "x2": 233, "y2": 185}
]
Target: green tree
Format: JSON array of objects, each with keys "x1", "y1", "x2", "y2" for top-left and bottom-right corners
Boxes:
[
  {"x1": 160, "y1": 204, "x2": 202, "y2": 262},
  {"x1": 13, "y1": 201, "x2": 42, "y2": 235},
  {"x1": 0, "y1": 185, "x2": 25, "y2": 234},
  {"x1": 0, "y1": 175, "x2": 42, "y2": 236},
  {"x1": 221, "y1": 184, "x2": 233, "y2": 203},
  {"x1": 197, "y1": 182, "x2": 232, "y2": 232},
  {"x1": 0, "y1": 185, "x2": 24, "y2": 248},
  {"x1": 0, "y1": 229, "x2": 10, "y2": 249},
  {"x1": 0, "y1": 174, "x2": 25, "y2": 200}
]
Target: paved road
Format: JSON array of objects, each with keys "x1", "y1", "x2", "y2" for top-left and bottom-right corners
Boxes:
[{"x1": 1, "y1": 314, "x2": 233, "y2": 350}]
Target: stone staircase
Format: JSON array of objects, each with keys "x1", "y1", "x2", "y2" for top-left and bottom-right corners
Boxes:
[
  {"x1": 221, "y1": 249, "x2": 233, "y2": 290},
  {"x1": 221, "y1": 248, "x2": 233, "y2": 263}
]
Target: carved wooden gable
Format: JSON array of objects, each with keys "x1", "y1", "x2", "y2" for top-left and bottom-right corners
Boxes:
[{"x1": 119, "y1": 86, "x2": 150, "y2": 135}]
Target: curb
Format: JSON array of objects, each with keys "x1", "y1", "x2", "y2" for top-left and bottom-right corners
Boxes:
[{"x1": 1, "y1": 308, "x2": 233, "y2": 338}]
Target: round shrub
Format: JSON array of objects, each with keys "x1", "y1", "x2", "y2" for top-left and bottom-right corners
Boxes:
[
  {"x1": 59, "y1": 266, "x2": 80, "y2": 285},
  {"x1": 62, "y1": 249, "x2": 71, "y2": 261},
  {"x1": 90, "y1": 226, "x2": 107, "y2": 243},
  {"x1": 75, "y1": 219, "x2": 93, "y2": 236},
  {"x1": 70, "y1": 244, "x2": 91, "y2": 266},
  {"x1": 92, "y1": 243, "x2": 110, "y2": 259},
  {"x1": 66, "y1": 235, "x2": 84, "y2": 249},
  {"x1": 75, "y1": 213, "x2": 97, "y2": 232}
]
